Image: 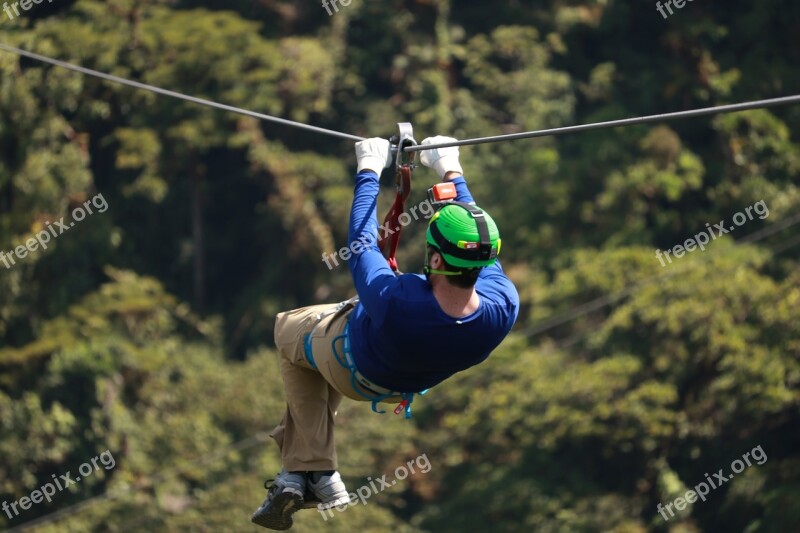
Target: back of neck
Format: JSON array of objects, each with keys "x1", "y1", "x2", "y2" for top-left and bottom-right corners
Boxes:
[{"x1": 431, "y1": 278, "x2": 480, "y2": 318}]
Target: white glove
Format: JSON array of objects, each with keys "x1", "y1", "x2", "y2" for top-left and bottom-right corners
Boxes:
[
  {"x1": 420, "y1": 136, "x2": 463, "y2": 179},
  {"x1": 355, "y1": 138, "x2": 392, "y2": 174}
]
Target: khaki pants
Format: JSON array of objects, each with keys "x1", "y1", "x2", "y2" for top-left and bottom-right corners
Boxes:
[{"x1": 269, "y1": 301, "x2": 400, "y2": 471}]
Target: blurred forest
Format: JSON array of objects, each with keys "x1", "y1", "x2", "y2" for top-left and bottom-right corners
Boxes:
[{"x1": 1, "y1": 0, "x2": 799, "y2": 531}]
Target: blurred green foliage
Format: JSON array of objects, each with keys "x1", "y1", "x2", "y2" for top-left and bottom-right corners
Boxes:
[{"x1": 0, "y1": 0, "x2": 798, "y2": 531}]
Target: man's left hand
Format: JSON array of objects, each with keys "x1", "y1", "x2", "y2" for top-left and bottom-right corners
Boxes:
[{"x1": 355, "y1": 138, "x2": 392, "y2": 174}]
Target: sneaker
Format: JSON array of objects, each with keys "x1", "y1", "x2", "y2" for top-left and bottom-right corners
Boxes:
[
  {"x1": 300, "y1": 490, "x2": 323, "y2": 510},
  {"x1": 251, "y1": 469, "x2": 306, "y2": 530},
  {"x1": 306, "y1": 471, "x2": 351, "y2": 511}
]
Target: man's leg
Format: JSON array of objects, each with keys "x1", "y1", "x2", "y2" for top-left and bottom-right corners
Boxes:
[
  {"x1": 254, "y1": 305, "x2": 345, "y2": 529},
  {"x1": 270, "y1": 305, "x2": 344, "y2": 471},
  {"x1": 255, "y1": 301, "x2": 399, "y2": 528},
  {"x1": 272, "y1": 359, "x2": 343, "y2": 471}
]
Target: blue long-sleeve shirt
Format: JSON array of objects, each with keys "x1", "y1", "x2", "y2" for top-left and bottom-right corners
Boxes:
[{"x1": 346, "y1": 170, "x2": 519, "y2": 393}]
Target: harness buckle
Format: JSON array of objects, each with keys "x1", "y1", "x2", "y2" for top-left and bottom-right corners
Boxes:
[{"x1": 394, "y1": 400, "x2": 409, "y2": 416}]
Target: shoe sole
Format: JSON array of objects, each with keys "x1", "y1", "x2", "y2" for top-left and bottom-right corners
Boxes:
[
  {"x1": 304, "y1": 494, "x2": 352, "y2": 511},
  {"x1": 251, "y1": 491, "x2": 303, "y2": 530},
  {"x1": 301, "y1": 494, "x2": 322, "y2": 510}
]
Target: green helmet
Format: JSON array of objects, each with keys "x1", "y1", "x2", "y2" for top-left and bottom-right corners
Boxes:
[{"x1": 426, "y1": 203, "x2": 502, "y2": 269}]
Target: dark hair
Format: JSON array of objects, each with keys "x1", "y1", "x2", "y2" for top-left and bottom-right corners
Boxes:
[{"x1": 427, "y1": 246, "x2": 482, "y2": 288}]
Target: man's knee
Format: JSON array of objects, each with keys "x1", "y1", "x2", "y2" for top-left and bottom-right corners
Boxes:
[
  {"x1": 273, "y1": 312, "x2": 286, "y2": 344},
  {"x1": 274, "y1": 309, "x2": 310, "y2": 350}
]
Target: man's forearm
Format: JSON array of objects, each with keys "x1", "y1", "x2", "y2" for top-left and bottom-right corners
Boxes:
[
  {"x1": 347, "y1": 170, "x2": 396, "y2": 327},
  {"x1": 348, "y1": 170, "x2": 381, "y2": 250}
]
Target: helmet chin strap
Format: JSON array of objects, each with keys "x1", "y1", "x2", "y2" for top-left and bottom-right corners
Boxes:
[
  {"x1": 424, "y1": 247, "x2": 461, "y2": 278},
  {"x1": 424, "y1": 266, "x2": 460, "y2": 276}
]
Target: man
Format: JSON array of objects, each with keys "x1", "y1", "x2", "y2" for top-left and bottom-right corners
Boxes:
[{"x1": 252, "y1": 136, "x2": 519, "y2": 530}]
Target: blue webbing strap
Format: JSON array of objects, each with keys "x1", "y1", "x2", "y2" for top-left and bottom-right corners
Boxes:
[
  {"x1": 396, "y1": 389, "x2": 430, "y2": 419},
  {"x1": 332, "y1": 324, "x2": 353, "y2": 369},
  {"x1": 351, "y1": 372, "x2": 394, "y2": 414},
  {"x1": 303, "y1": 333, "x2": 317, "y2": 369}
]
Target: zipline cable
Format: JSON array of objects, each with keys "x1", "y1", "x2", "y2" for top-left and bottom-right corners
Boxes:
[
  {"x1": 405, "y1": 94, "x2": 800, "y2": 152},
  {"x1": 0, "y1": 43, "x2": 365, "y2": 143},
  {"x1": 4, "y1": 44, "x2": 799, "y2": 151},
  {"x1": 2, "y1": 44, "x2": 797, "y2": 342}
]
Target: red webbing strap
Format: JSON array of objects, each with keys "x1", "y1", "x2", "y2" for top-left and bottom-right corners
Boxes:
[{"x1": 378, "y1": 165, "x2": 412, "y2": 272}]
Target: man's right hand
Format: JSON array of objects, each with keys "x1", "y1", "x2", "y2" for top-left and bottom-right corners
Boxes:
[
  {"x1": 355, "y1": 138, "x2": 392, "y2": 174},
  {"x1": 420, "y1": 136, "x2": 464, "y2": 180}
]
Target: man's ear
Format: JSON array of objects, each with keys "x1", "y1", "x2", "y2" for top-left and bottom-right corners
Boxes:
[{"x1": 430, "y1": 250, "x2": 442, "y2": 268}]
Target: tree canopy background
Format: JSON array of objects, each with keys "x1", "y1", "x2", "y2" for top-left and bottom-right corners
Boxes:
[{"x1": 0, "y1": 0, "x2": 798, "y2": 531}]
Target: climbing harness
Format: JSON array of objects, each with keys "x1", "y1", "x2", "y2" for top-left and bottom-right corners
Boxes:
[
  {"x1": 303, "y1": 296, "x2": 427, "y2": 419},
  {"x1": 378, "y1": 123, "x2": 417, "y2": 273},
  {"x1": 330, "y1": 321, "x2": 428, "y2": 419}
]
